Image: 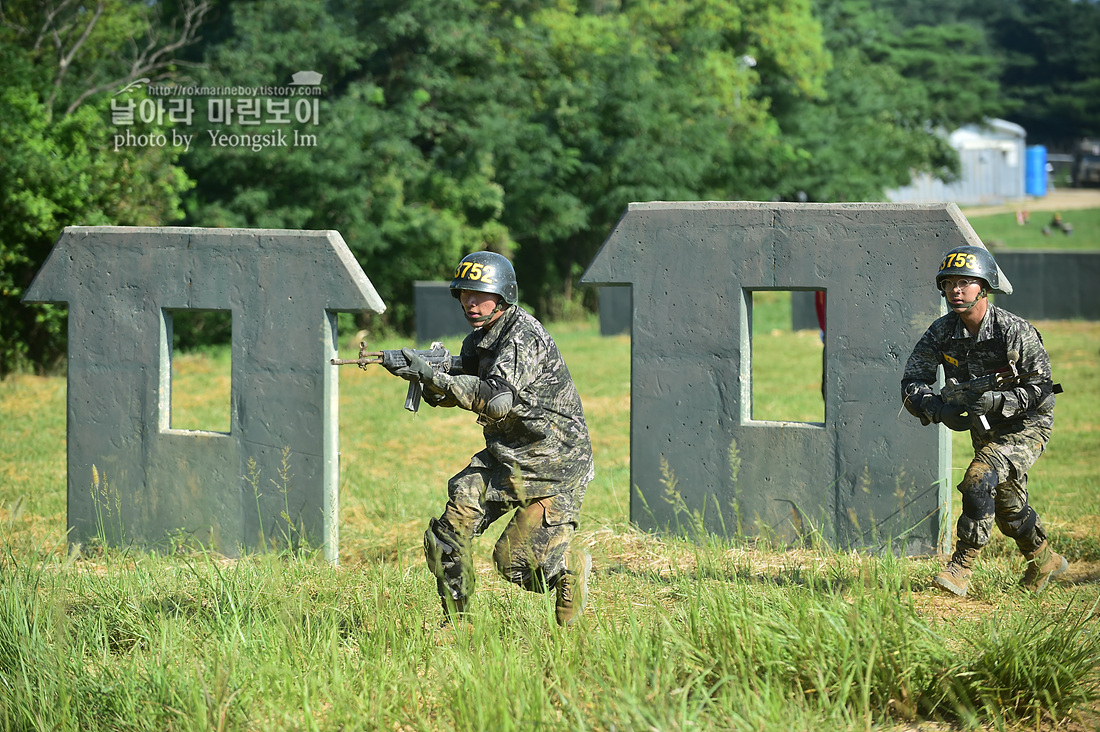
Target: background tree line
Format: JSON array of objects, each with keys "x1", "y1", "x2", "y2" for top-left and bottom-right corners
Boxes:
[{"x1": 2, "y1": 0, "x2": 1098, "y2": 374}]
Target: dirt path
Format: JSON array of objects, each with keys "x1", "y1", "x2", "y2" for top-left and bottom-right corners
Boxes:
[{"x1": 962, "y1": 188, "x2": 1100, "y2": 218}]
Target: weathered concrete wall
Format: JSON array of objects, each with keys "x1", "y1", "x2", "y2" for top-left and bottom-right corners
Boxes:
[
  {"x1": 23, "y1": 227, "x2": 384, "y2": 562},
  {"x1": 598, "y1": 286, "x2": 632, "y2": 336},
  {"x1": 792, "y1": 291, "x2": 822, "y2": 332},
  {"x1": 580, "y1": 202, "x2": 983, "y2": 554},
  {"x1": 992, "y1": 251, "x2": 1100, "y2": 320},
  {"x1": 414, "y1": 281, "x2": 473, "y2": 343}
]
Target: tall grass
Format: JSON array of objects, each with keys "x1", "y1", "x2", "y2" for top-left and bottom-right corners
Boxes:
[
  {"x1": 2, "y1": 312, "x2": 1099, "y2": 731},
  {"x1": 2, "y1": 546, "x2": 1097, "y2": 731}
]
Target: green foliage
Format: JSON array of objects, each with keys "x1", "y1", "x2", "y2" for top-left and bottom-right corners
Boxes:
[
  {"x1": 976, "y1": 0, "x2": 1100, "y2": 146},
  {"x1": 873, "y1": 0, "x2": 1100, "y2": 147},
  {"x1": 5, "y1": 0, "x2": 1098, "y2": 370},
  {"x1": 774, "y1": 0, "x2": 1006, "y2": 201},
  {"x1": 0, "y1": 2, "x2": 199, "y2": 375},
  {"x1": 182, "y1": 0, "x2": 517, "y2": 330},
  {"x1": 0, "y1": 82, "x2": 191, "y2": 374}
]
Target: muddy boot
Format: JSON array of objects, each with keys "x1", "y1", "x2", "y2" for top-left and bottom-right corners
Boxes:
[
  {"x1": 1020, "y1": 541, "x2": 1068, "y2": 594},
  {"x1": 439, "y1": 594, "x2": 469, "y2": 627},
  {"x1": 933, "y1": 541, "x2": 981, "y2": 597},
  {"x1": 555, "y1": 552, "x2": 592, "y2": 627}
]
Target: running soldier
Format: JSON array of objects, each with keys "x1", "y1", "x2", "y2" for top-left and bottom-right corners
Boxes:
[
  {"x1": 901, "y1": 245, "x2": 1067, "y2": 597},
  {"x1": 390, "y1": 252, "x2": 594, "y2": 626}
]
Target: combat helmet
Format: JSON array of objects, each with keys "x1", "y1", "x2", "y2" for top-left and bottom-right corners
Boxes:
[
  {"x1": 449, "y1": 251, "x2": 518, "y2": 305},
  {"x1": 935, "y1": 245, "x2": 1009, "y2": 296}
]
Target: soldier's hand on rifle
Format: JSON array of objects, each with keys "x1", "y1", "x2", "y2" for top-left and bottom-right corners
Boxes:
[
  {"x1": 917, "y1": 394, "x2": 970, "y2": 431},
  {"x1": 395, "y1": 347, "x2": 434, "y2": 383},
  {"x1": 968, "y1": 391, "x2": 1004, "y2": 418},
  {"x1": 938, "y1": 405, "x2": 971, "y2": 432}
]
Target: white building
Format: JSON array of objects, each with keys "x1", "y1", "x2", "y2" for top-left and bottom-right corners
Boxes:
[{"x1": 887, "y1": 118, "x2": 1026, "y2": 206}]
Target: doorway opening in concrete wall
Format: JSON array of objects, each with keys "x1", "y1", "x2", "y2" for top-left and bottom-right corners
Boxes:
[
  {"x1": 749, "y1": 290, "x2": 825, "y2": 424},
  {"x1": 161, "y1": 309, "x2": 232, "y2": 433}
]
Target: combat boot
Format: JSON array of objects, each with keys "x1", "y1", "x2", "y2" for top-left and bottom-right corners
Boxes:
[
  {"x1": 555, "y1": 552, "x2": 592, "y2": 627},
  {"x1": 1020, "y1": 540, "x2": 1068, "y2": 594},
  {"x1": 932, "y1": 541, "x2": 981, "y2": 597},
  {"x1": 439, "y1": 594, "x2": 469, "y2": 627}
]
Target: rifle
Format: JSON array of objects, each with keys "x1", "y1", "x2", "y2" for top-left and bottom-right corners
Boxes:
[
  {"x1": 940, "y1": 350, "x2": 1038, "y2": 432},
  {"x1": 331, "y1": 341, "x2": 463, "y2": 413}
]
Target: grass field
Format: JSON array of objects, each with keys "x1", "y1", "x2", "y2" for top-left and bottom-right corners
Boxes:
[
  {"x1": 966, "y1": 207, "x2": 1100, "y2": 251},
  {"x1": 2, "y1": 291, "x2": 1099, "y2": 730}
]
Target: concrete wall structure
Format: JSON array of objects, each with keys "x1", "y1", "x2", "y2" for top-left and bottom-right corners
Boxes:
[
  {"x1": 414, "y1": 281, "x2": 472, "y2": 343},
  {"x1": 23, "y1": 227, "x2": 384, "y2": 562},
  {"x1": 598, "y1": 287, "x2": 632, "y2": 336},
  {"x1": 792, "y1": 291, "x2": 823, "y2": 332},
  {"x1": 992, "y1": 251, "x2": 1100, "y2": 320},
  {"x1": 580, "y1": 202, "x2": 1000, "y2": 555}
]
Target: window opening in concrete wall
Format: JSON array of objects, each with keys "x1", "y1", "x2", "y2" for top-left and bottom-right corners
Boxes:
[
  {"x1": 162, "y1": 309, "x2": 232, "y2": 433},
  {"x1": 750, "y1": 290, "x2": 825, "y2": 424}
]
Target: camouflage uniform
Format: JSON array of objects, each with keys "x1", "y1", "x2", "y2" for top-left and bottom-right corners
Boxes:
[
  {"x1": 901, "y1": 304, "x2": 1056, "y2": 553},
  {"x1": 422, "y1": 304, "x2": 594, "y2": 605}
]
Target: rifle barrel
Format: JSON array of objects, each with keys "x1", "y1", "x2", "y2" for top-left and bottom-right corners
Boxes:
[{"x1": 330, "y1": 357, "x2": 379, "y2": 366}]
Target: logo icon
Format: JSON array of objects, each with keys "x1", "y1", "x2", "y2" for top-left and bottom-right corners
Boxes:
[
  {"x1": 113, "y1": 78, "x2": 150, "y2": 96},
  {"x1": 290, "y1": 70, "x2": 323, "y2": 86}
]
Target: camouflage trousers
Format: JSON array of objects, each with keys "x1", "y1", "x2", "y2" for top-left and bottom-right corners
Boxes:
[
  {"x1": 423, "y1": 460, "x2": 584, "y2": 603},
  {"x1": 955, "y1": 420, "x2": 1052, "y2": 554}
]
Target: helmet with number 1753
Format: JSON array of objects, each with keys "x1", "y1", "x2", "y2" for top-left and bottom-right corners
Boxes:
[{"x1": 449, "y1": 252, "x2": 519, "y2": 305}]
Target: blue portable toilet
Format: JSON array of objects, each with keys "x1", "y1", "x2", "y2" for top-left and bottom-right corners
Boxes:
[{"x1": 1026, "y1": 145, "x2": 1048, "y2": 197}]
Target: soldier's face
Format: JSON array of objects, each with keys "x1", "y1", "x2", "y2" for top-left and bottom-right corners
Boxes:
[
  {"x1": 459, "y1": 289, "x2": 504, "y2": 327},
  {"x1": 940, "y1": 277, "x2": 984, "y2": 311}
]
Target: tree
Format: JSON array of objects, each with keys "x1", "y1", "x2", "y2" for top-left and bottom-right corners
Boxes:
[
  {"x1": 766, "y1": 0, "x2": 1005, "y2": 202},
  {"x1": 176, "y1": 0, "x2": 1009, "y2": 328},
  {"x1": 180, "y1": 0, "x2": 516, "y2": 329},
  {"x1": 0, "y1": 0, "x2": 207, "y2": 374},
  {"x1": 872, "y1": 0, "x2": 1100, "y2": 148},
  {"x1": 967, "y1": 0, "x2": 1100, "y2": 146}
]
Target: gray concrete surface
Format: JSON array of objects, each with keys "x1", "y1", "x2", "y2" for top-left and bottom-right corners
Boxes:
[
  {"x1": 23, "y1": 227, "x2": 384, "y2": 562},
  {"x1": 414, "y1": 281, "x2": 473, "y2": 343},
  {"x1": 581, "y1": 202, "x2": 998, "y2": 554}
]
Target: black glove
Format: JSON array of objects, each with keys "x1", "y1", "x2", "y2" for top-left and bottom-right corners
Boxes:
[
  {"x1": 395, "y1": 347, "x2": 434, "y2": 382},
  {"x1": 916, "y1": 393, "x2": 946, "y2": 426},
  {"x1": 939, "y1": 404, "x2": 972, "y2": 432},
  {"x1": 917, "y1": 394, "x2": 971, "y2": 432},
  {"x1": 968, "y1": 391, "x2": 1004, "y2": 418},
  {"x1": 903, "y1": 391, "x2": 931, "y2": 425}
]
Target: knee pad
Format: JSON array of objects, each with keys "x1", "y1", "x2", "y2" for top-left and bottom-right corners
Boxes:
[
  {"x1": 423, "y1": 518, "x2": 460, "y2": 575},
  {"x1": 994, "y1": 482, "x2": 1040, "y2": 542},
  {"x1": 996, "y1": 508, "x2": 1039, "y2": 542},
  {"x1": 959, "y1": 462, "x2": 998, "y2": 519},
  {"x1": 492, "y1": 530, "x2": 540, "y2": 588}
]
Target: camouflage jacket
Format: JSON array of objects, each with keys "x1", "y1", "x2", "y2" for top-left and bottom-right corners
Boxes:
[
  {"x1": 901, "y1": 304, "x2": 1055, "y2": 430},
  {"x1": 429, "y1": 305, "x2": 594, "y2": 498}
]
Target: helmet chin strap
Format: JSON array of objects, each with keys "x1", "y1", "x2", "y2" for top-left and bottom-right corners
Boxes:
[
  {"x1": 465, "y1": 302, "x2": 507, "y2": 327},
  {"x1": 944, "y1": 288, "x2": 987, "y2": 313}
]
